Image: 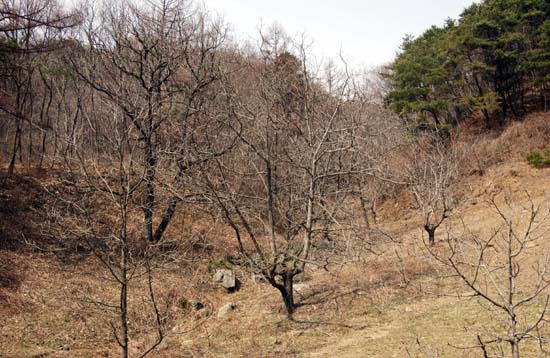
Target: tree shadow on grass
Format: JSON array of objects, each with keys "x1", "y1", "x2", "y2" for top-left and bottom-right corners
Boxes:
[
  {"x1": 296, "y1": 287, "x2": 361, "y2": 308},
  {"x1": 276, "y1": 287, "x2": 366, "y2": 330}
]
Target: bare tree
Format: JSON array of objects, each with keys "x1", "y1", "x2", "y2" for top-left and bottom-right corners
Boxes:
[
  {"x1": 29, "y1": 1, "x2": 231, "y2": 355},
  {"x1": 352, "y1": 101, "x2": 404, "y2": 230},
  {"x1": 425, "y1": 194, "x2": 550, "y2": 357},
  {"x1": 0, "y1": 0, "x2": 80, "y2": 174},
  {"x1": 405, "y1": 133, "x2": 461, "y2": 245},
  {"x1": 71, "y1": 0, "x2": 228, "y2": 243},
  {"x1": 199, "y1": 31, "x2": 377, "y2": 318},
  {"x1": 41, "y1": 94, "x2": 168, "y2": 358}
]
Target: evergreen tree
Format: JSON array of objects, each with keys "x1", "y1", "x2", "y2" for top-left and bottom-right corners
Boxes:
[{"x1": 385, "y1": 0, "x2": 550, "y2": 127}]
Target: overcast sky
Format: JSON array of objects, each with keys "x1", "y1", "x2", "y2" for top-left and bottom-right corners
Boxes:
[{"x1": 201, "y1": 0, "x2": 477, "y2": 69}]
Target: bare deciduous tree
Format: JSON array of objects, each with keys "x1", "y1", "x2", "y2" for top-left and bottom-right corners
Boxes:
[
  {"x1": 426, "y1": 194, "x2": 550, "y2": 358},
  {"x1": 72, "y1": 0, "x2": 228, "y2": 243},
  {"x1": 199, "y1": 30, "x2": 379, "y2": 318},
  {"x1": 42, "y1": 98, "x2": 167, "y2": 358},
  {"x1": 405, "y1": 133, "x2": 461, "y2": 245},
  {"x1": 0, "y1": 0, "x2": 80, "y2": 174}
]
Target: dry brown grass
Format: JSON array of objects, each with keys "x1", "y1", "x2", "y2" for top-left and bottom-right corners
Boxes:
[
  {"x1": 2, "y1": 113, "x2": 550, "y2": 357},
  {"x1": 456, "y1": 112, "x2": 550, "y2": 175}
]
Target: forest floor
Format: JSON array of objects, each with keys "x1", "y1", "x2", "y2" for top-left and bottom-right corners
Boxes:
[{"x1": 1, "y1": 113, "x2": 550, "y2": 357}]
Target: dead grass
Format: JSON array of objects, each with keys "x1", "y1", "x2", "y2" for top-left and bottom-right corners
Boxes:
[{"x1": 2, "y1": 113, "x2": 550, "y2": 357}]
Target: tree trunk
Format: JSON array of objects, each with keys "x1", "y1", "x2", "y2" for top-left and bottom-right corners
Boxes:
[
  {"x1": 370, "y1": 202, "x2": 378, "y2": 225},
  {"x1": 359, "y1": 195, "x2": 370, "y2": 228},
  {"x1": 507, "y1": 93, "x2": 519, "y2": 119},
  {"x1": 277, "y1": 273, "x2": 295, "y2": 319},
  {"x1": 120, "y1": 259, "x2": 129, "y2": 358},
  {"x1": 120, "y1": 209, "x2": 129, "y2": 358},
  {"x1": 144, "y1": 141, "x2": 156, "y2": 242},
  {"x1": 541, "y1": 86, "x2": 548, "y2": 112},
  {"x1": 425, "y1": 225, "x2": 436, "y2": 246},
  {"x1": 266, "y1": 159, "x2": 277, "y2": 256},
  {"x1": 431, "y1": 110, "x2": 441, "y2": 126},
  {"x1": 152, "y1": 195, "x2": 180, "y2": 243},
  {"x1": 39, "y1": 130, "x2": 47, "y2": 169},
  {"x1": 8, "y1": 117, "x2": 21, "y2": 175},
  {"x1": 482, "y1": 108, "x2": 491, "y2": 128},
  {"x1": 500, "y1": 94, "x2": 508, "y2": 124},
  {"x1": 511, "y1": 342, "x2": 519, "y2": 358},
  {"x1": 520, "y1": 90, "x2": 527, "y2": 115},
  {"x1": 454, "y1": 105, "x2": 463, "y2": 124}
]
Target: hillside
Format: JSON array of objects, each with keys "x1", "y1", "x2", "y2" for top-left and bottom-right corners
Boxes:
[
  {"x1": 2, "y1": 1, "x2": 550, "y2": 356},
  {"x1": 1, "y1": 112, "x2": 549, "y2": 357}
]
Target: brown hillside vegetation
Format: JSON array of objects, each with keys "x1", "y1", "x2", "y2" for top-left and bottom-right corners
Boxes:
[
  {"x1": 3, "y1": 1, "x2": 550, "y2": 356},
  {"x1": 1, "y1": 111, "x2": 550, "y2": 357}
]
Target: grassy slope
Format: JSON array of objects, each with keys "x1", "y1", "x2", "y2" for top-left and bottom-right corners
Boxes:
[{"x1": 1, "y1": 113, "x2": 550, "y2": 357}]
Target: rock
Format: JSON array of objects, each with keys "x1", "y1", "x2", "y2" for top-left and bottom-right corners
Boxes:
[
  {"x1": 213, "y1": 269, "x2": 238, "y2": 291},
  {"x1": 217, "y1": 302, "x2": 237, "y2": 318},
  {"x1": 405, "y1": 306, "x2": 413, "y2": 313},
  {"x1": 213, "y1": 269, "x2": 226, "y2": 283},
  {"x1": 222, "y1": 272, "x2": 236, "y2": 290},
  {"x1": 61, "y1": 344, "x2": 70, "y2": 351}
]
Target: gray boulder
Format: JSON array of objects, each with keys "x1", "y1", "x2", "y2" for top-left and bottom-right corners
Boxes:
[{"x1": 213, "y1": 269, "x2": 238, "y2": 291}]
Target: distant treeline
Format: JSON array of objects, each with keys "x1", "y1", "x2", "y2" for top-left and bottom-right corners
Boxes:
[{"x1": 385, "y1": 0, "x2": 550, "y2": 128}]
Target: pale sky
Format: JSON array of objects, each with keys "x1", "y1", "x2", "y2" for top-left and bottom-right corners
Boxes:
[
  {"x1": 63, "y1": 0, "x2": 477, "y2": 69},
  {"x1": 201, "y1": 0, "x2": 477, "y2": 69}
]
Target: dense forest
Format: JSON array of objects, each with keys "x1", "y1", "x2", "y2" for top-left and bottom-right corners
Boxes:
[
  {"x1": 385, "y1": 0, "x2": 550, "y2": 128},
  {"x1": 1, "y1": 0, "x2": 550, "y2": 357}
]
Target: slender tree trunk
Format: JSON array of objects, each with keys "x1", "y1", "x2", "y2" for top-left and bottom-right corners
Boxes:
[
  {"x1": 431, "y1": 110, "x2": 441, "y2": 126},
  {"x1": 120, "y1": 208, "x2": 129, "y2": 358},
  {"x1": 425, "y1": 225, "x2": 436, "y2": 246},
  {"x1": 499, "y1": 95, "x2": 507, "y2": 124},
  {"x1": 510, "y1": 336, "x2": 519, "y2": 358},
  {"x1": 507, "y1": 93, "x2": 519, "y2": 119},
  {"x1": 482, "y1": 108, "x2": 490, "y2": 127},
  {"x1": 277, "y1": 273, "x2": 295, "y2": 319},
  {"x1": 300, "y1": 175, "x2": 315, "y2": 270},
  {"x1": 511, "y1": 345, "x2": 519, "y2": 358},
  {"x1": 477, "y1": 335, "x2": 489, "y2": 358},
  {"x1": 507, "y1": 225, "x2": 519, "y2": 358},
  {"x1": 39, "y1": 130, "x2": 48, "y2": 169},
  {"x1": 541, "y1": 86, "x2": 549, "y2": 112},
  {"x1": 144, "y1": 140, "x2": 156, "y2": 242},
  {"x1": 8, "y1": 117, "x2": 21, "y2": 175},
  {"x1": 28, "y1": 111, "x2": 33, "y2": 166},
  {"x1": 144, "y1": 88, "x2": 157, "y2": 242},
  {"x1": 152, "y1": 195, "x2": 179, "y2": 242},
  {"x1": 454, "y1": 105, "x2": 462, "y2": 124},
  {"x1": 266, "y1": 159, "x2": 277, "y2": 256},
  {"x1": 520, "y1": 90, "x2": 527, "y2": 115},
  {"x1": 370, "y1": 202, "x2": 378, "y2": 225},
  {"x1": 319, "y1": 198, "x2": 331, "y2": 242},
  {"x1": 359, "y1": 195, "x2": 370, "y2": 228}
]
